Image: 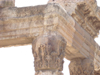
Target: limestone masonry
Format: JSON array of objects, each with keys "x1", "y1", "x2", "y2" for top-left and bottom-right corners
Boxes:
[{"x1": 0, "y1": 0, "x2": 100, "y2": 75}]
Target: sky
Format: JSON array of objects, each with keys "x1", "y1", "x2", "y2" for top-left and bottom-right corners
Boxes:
[{"x1": 0, "y1": 0, "x2": 100, "y2": 75}]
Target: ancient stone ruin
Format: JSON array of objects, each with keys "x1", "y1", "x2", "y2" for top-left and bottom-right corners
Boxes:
[{"x1": 0, "y1": 0, "x2": 100, "y2": 75}]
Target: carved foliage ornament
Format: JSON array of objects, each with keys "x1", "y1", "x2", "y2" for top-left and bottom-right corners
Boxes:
[
  {"x1": 32, "y1": 32, "x2": 66, "y2": 71},
  {"x1": 69, "y1": 58, "x2": 94, "y2": 75}
]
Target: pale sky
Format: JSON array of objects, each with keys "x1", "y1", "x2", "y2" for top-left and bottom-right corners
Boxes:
[{"x1": 0, "y1": 0, "x2": 100, "y2": 75}]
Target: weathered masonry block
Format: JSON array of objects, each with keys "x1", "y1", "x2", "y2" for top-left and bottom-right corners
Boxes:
[
  {"x1": 69, "y1": 58, "x2": 94, "y2": 75},
  {"x1": 0, "y1": 0, "x2": 100, "y2": 75},
  {"x1": 32, "y1": 31, "x2": 66, "y2": 75}
]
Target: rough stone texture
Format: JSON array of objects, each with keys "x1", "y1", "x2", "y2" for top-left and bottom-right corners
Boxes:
[
  {"x1": 0, "y1": 0, "x2": 15, "y2": 8},
  {"x1": 0, "y1": 3, "x2": 86, "y2": 59},
  {"x1": 0, "y1": 3, "x2": 99, "y2": 71},
  {"x1": 35, "y1": 71, "x2": 63, "y2": 75},
  {"x1": 0, "y1": 4, "x2": 66, "y2": 47},
  {"x1": 0, "y1": 0, "x2": 100, "y2": 74},
  {"x1": 94, "y1": 70, "x2": 100, "y2": 75},
  {"x1": 32, "y1": 31, "x2": 66, "y2": 75},
  {"x1": 0, "y1": 4, "x2": 95, "y2": 60},
  {"x1": 69, "y1": 58, "x2": 94, "y2": 75},
  {"x1": 48, "y1": 0, "x2": 99, "y2": 38},
  {"x1": 94, "y1": 45, "x2": 100, "y2": 74}
]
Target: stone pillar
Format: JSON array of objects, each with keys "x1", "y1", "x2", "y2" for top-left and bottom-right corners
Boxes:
[
  {"x1": 32, "y1": 32, "x2": 66, "y2": 75},
  {"x1": 69, "y1": 58, "x2": 94, "y2": 75}
]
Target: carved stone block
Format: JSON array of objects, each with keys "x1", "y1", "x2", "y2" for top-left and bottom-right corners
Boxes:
[
  {"x1": 69, "y1": 58, "x2": 94, "y2": 75},
  {"x1": 32, "y1": 31, "x2": 66, "y2": 75}
]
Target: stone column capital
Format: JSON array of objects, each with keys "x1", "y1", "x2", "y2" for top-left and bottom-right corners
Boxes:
[
  {"x1": 69, "y1": 58, "x2": 94, "y2": 75},
  {"x1": 32, "y1": 31, "x2": 66, "y2": 75}
]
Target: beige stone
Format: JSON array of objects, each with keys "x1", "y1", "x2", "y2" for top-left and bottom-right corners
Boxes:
[
  {"x1": 0, "y1": 0, "x2": 15, "y2": 8},
  {"x1": 69, "y1": 58, "x2": 94, "y2": 75},
  {"x1": 32, "y1": 31, "x2": 66, "y2": 75},
  {"x1": 48, "y1": 0, "x2": 99, "y2": 38},
  {"x1": 0, "y1": 0, "x2": 100, "y2": 75},
  {"x1": 35, "y1": 71, "x2": 63, "y2": 75}
]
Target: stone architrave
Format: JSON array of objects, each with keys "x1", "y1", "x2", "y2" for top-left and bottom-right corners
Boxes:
[
  {"x1": 69, "y1": 58, "x2": 94, "y2": 75},
  {"x1": 32, "y1": 31, "x2": 66, "y2": 75}
]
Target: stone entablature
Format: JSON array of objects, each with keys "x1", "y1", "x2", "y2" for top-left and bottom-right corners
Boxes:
[
  {"x1": 0, "y1": 3, "x2": 99, "y2": 68},
  {"x1": 0, "y1": 3, "x2": 95, "y2": 60},
  {"x1": 48, "y1": 0, "x2": 99, "y2": 38},
  {"x1": 0, "y1": 0, "x2": 100, "y2": 75}
]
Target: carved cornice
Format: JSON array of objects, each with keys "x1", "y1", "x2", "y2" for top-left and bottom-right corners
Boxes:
[
  {"x1": 48, "y1": 0, "x2": 100, "y2": 38},
  {"x1": 74, "y1": 1, "x2": 99, "y2": 38}
]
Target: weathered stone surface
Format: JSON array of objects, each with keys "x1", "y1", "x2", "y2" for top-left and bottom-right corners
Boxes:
[
  {"x1": 0, "y1": 0, "x2": 15, "y2": 8},
  {"x1": 35, "y1": 71, "x2": 63, "y2": 75},
  {"x1": 94, "y1": 70, "x2": 100, "y2": 75},
  {"x1": 49, "y1": 0, "x2": 99, "y2": 38},
  {"x1": 69, "y1": 58, "x2": 94, "y2": 75},
  {"x1": 32, "y1": 31, "x2": 66, "y2": 75},
  {"x1": 0, "y1": 4, "x2": 85, "y2": 60},
  {"x1": 0, "y1": 0, "x2": 100, "y2": 74},
  {"x1": 0, "y1": 3, "x2": 98, "y2": 64},
  {"x1": 0, "y1": 4, "x2": 68, "y2": 47}
]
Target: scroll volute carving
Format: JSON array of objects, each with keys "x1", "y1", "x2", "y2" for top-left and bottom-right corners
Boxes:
[{"x1": 32, "y1": 32, "x2": 66, "y2": 71}]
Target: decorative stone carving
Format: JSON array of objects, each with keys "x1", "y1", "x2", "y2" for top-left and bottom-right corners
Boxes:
[
  {"x1": 32, "y1": 31, "x2": 66, "y2": 75},
  {"x1": 69, "y1": 58, "x2": 94, "y2": 75},
  {"x1": 49, "y1": 0, "x2": 100, "y2": 38}
]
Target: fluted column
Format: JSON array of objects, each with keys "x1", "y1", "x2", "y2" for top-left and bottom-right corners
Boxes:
[
  {"x1": 69, "y1": 58, "x2": 94, "y2": 75},
  {"x1": 32, "y1": 32, "x2": 66, "y2": 75}
]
